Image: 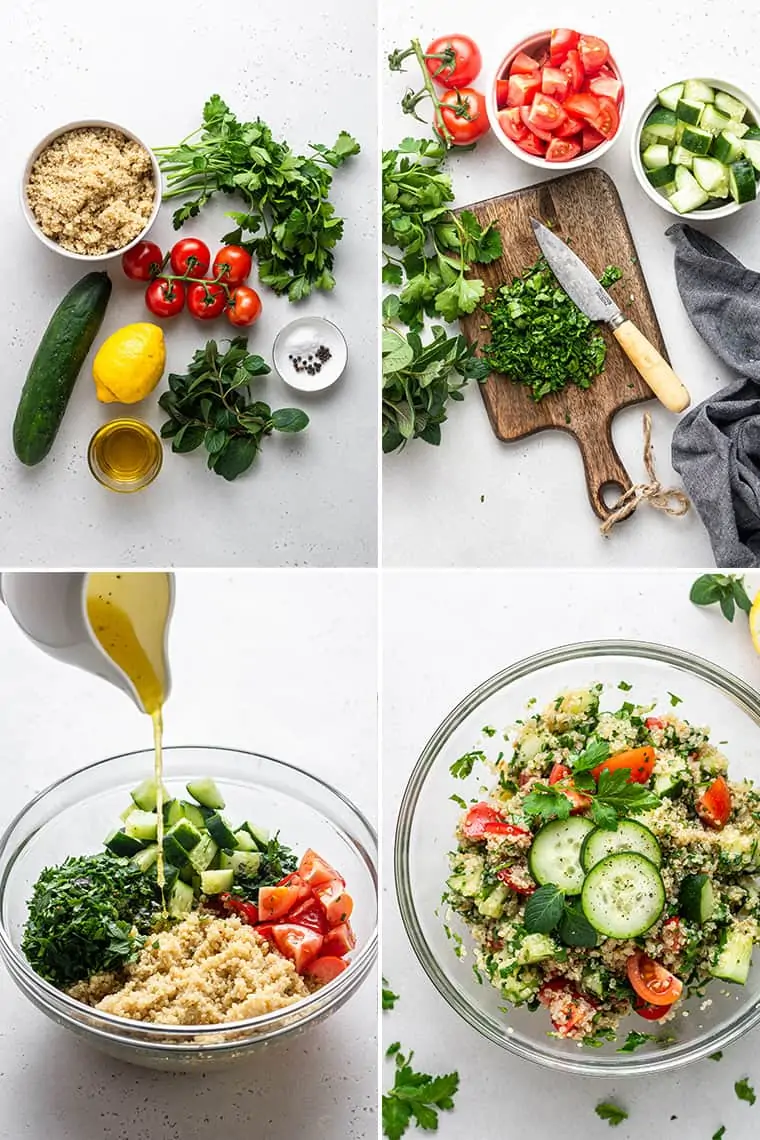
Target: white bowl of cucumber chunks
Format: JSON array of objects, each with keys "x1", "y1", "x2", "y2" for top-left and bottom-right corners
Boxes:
[{"x1": 632, "y1": 78, "x2": 760, "y2": 219}]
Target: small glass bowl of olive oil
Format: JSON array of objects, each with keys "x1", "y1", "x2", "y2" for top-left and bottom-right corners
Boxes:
[{"x1": 88, "y1": 418, "x2": 163, "y2": 493}]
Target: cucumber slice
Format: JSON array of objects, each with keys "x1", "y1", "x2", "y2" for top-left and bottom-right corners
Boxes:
[
  {"x1": 166, "y1": 818, "x2": 202, "y2": 852},
  {"x1": 684, "y1": 79, "x2": 715, "y2": 104},
  {"x1": 124, "y1": 809, "x2": 159, "y2": 841},
  {"x1": 669, "y1": 167, "x2": 710, "y2": 213},
  {"x1": 741, "y1": 138, "x2": 760, "y2": 172},
  {"x1": 179, "y1": 801, "x2": 206, "y2": 830},
  {"x1": 162, "y1": 832, "x2": 190, "y2": 868},
  {"x1": 241, "y1": 821, "x2": 270, "y2": 850},
  {"x1": 201, "y1": 868, "x2": 235, "y2": 895},
  {"x1": 642, "y1": 144, "x2": 671, "y2": 171},
  {"x1": 130, "y1": 778, "x2": 168, "y2": 812},
  {"x1": 581, "y1": 821, "x2": 662, "y2": 873},
  {"x1": 188, "y1": 833, "x2": 218, "y2": 873},
  {"x1": 528, "y1": 817, "x2": 594, "y2": 894},
  {"x1": 715, "y1": 90, "x2": 748, "y2": 122},
  {"x1": 582, "y1": 853, "x2": 665, "y2": 938},
  {"x1": 700, "y1": 104, "x2": 731, "y2": 137},
  {"x1": 672, "y1": 145, "x2": 694, "y2": 168},
  {"x1": 657, "y1": 82, "x2": 685, "y2": 112},
  {"x1": 679, "y1": 872, "x2": 715, "y2": 923},
  {"x1": 711, "y1": 925, "x2": 754, "y2": 984},
  {"x1": 104, "y1": 828, "x2": 146, "y2": 856},
  {"x1": 163, "y1": 799, "x2": 184, "y2": 827},
  {"x1": 712, "y1": 130, "x2": 744, "y2": 164},
  {"x1": 186, "y1": 778, "x2": 226, "y2": 811},
  {"x1": 168, "y1": 879, "x2": 194, "y2": 918},
  {"x1": 229, "y1": 849, "x2": 262, "y2": 877},
  {"x1": 647, "y1": 164, "x2": 677, "y2": 189},
  {"x1": 693, "y1": 156, "x2": 730, "y2": 198},
  {"x1": 233, "y1": 828, "x2": 258, "y2": 852},
  {"x1": 644, "y1": 107, "x2": 678, "y2": 143},
  {"x1": 676, "y1": 98, "x2": 705, "y2": 126},
  {"x1": 729, "y1": 159, "x2": 757, "y2": 203},
  {"x1": 205, "y1": 811, "x2": 238, "y2": 850},
  {"x1": 681, "y1": 125, "x2": 713, "y2": 155}
]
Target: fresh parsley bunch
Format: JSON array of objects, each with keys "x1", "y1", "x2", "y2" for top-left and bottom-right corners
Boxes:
[{"x1": 155, "y1": 95, "x2": 360, "y2": 301}]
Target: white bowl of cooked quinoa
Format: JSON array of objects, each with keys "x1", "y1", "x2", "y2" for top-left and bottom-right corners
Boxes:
[{"x1": 21, "y1": 120, "x2": 162, "y2": 260}]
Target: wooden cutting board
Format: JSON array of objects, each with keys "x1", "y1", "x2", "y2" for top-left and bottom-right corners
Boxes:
[{"x1": 458, "y1": 168, "x2": 666, "y2": 521}]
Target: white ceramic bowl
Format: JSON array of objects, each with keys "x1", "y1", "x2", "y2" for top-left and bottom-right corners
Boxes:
[
  {"x1": 631, "y1": 78, "x2": 760, "y2": 221},
  {"x1": 487, "y1": 31, "x2": 625, "y2": 171},
  {"x1": 21, "y1": 119, "x2": 162, "y2": 261}
]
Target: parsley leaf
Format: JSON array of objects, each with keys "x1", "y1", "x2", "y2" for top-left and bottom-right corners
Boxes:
[
  {"x1": 382, "y1": 1047, "x2": 459, "y2": 1138},
  {"x1": 449, "y1": 750, "x2": 486, "y2": 779},
  {"x1": 618, "y1": 681, "x2": 633, "y2": 691},
  {"x1": 594, "y1": 768, "x2": 661, "y2": 816},
  {"x1": 572, "y1": 737, "x2": 611, "y2": 774},
  {"x1": 523, "y1": 784, "x2": 571, "y2": 824},
  {"x1": 449, "y1": 794, "x2": 467, "y2": 809},
  {"x1": 709, "y1": 1051, "x2": 724, "y2": 1062},
  {"x1": 617, "y1": 1031, "x2": 657, "y2": 1053},
  {"x1": 735, "y1": 1078, "x2": 756, "y2": 1105},
  {"x1": 382, "y1": 979, "x2": 400, "y2": 1011},
  {"x1": 524, "y1": 883, "x2": 565, "y2": 933},
  {"x1": 668, "y1": 692, "x2": 683, "y2": 707},
  {"x1": 712, "y1": 1127, "x2": 726, "y2": 1140},
  {"x1": 595, "y1": 1102, "x2": 628, "y2": 1127},
  {"x1": 591, "y1": 798, "x2": 619, "y2": 830}
]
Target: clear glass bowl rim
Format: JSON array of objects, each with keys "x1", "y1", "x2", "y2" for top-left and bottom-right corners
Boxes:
[
  {"x1": 394, "y1": 638, "x2": 760, "y2": 1077},
  {"x1": 0, "y1": 744, "x2": 378, "y2": 1051}
]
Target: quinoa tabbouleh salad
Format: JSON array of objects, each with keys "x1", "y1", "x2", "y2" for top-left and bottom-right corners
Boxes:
[
  {"x1": 445, "y1": 685, "x2": 760, "y2": 1046},
  {"x1": 22, "y1": 776, "x2": 355, "y2": 1025}
]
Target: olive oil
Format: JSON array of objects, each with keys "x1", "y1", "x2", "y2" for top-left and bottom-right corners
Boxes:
[
  {"x1": 86, "y1": 573, "x2": 172, "y2": 897},
  {"x1": 88, "y1": 418, "x2": 162, "y2": 493}
]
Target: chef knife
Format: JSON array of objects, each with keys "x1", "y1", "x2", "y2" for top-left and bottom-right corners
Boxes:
[{"x1": 530, "y1": 217, "x2": 690, "y2": 414}]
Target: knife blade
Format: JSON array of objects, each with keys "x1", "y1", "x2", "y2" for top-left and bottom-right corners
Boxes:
[{"x1": 530, "y1": 217, "x2": 690, "y2": 414}]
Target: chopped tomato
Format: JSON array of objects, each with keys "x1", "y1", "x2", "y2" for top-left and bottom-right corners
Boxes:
[
  {"x1": 635, "y1": 999, "x2": 669, "y2": 1021},
  {"x1": 645, "y1": 717, "x2": 666, "y2": 731},
  {"x1": 549, "y1": 28, "x2": 580, "y2": 65},
  {"x1": 589, "y1": 95, "x2": 620, "y2": 140},
  {"x1": 588, "y1": 75, "x2": 623, "y2": 103},
  {"x1": 565, "y1": 788, "x2": 593, "y2": 813},
  {"x1": 496, "y1": 80, "x2": 511, "y2": 109},
  {"x1": 218, "y1": 893, "x2": 258, "y2": 924},
  {"x1": 517, "y1": 133, "x2": 547, "y2": 157},
  {"x1": 461, "y1": 802, "x2": 530, "y2": 840},
  {"x1": 527, "y1": 94, "x2": 566, "y2": 133},
  {"x1": 510, "y1": 50, "x2": 540, "y2": 76},
  {"x1": 662, "y1": 916, "x2": 686, "y2": 953},
  {"x1": 314, "y1": 880, "x2": 354, "y2": 926},
  {"x1": 541, "y1": 67, "x2": 570, "y2": 100},
  {"x1": 496, "y1": 866, "x2": 536, "y2": 895},
  {"x1": 538, "y1": 979, "x2": 596, "y2": 1036},
  {"x1": 696, "y1": 776, "x2": 732, "y2": 830},
  {"x1": 592, "y1": 746, "x2": 655, "y2": 785},
  {"x1": 549, "y1": 762, "x2": 572, "y2": 784},
  {"x1": 627, "y1": 953, "x2": 683, "y2": 1006},
  {"x1": 321, "y1": 921, "x2": 357, "y2": 958},
  {"x1": 298, "y1": 849, "x2": 345, "y2": 888},
  {"x1": 287, "y1": 896, "x2": 329, "y2": 934},
  {"x1": 306, "y1": 956, "x2": 349, "y2": 984},
  {"x1": 560, "y1": 50, "x2": 584, "y2": 94},
  {"x1": 581, "y1": 125, "x2": 605, "y2": 151},
  {"x1": 497, "y1": 108, "x2": 528, "y2": 143},
  {"x1": 507, "y1": 74, "x2": 541, "y2": 107},
  {"x1": 259, "y1": 876, "x2": 310, "y2": 921},
  {"x1": 270, "y1": 923, "x2": 324, "y2": 972},
  {"x1": 555, "y1": 115, "x2": 585, "y2": 138},
  {"x1": 520, "y1": 106, "x2": 552, "y2": 142},
  {"x1": 546, "y1": 138, "x2": 581, "y2": 162},
  {"x1": 578, "y1": 34, "x2": 610, "y2": 75},
  {"x1": 563, "y1": 92, "x2": 601, "y2": 120}
]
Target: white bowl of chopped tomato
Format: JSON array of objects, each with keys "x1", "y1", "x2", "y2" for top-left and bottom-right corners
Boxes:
[{"x1": 488, "y1": 29, "x2": 625, "y2": 169}]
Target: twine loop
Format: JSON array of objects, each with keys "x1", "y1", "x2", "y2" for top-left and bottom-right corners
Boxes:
[{"x1": 600, "y1": 413, "x2": 690, "y2": 536}]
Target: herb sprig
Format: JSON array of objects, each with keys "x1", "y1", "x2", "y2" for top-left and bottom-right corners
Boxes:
[
  {"x1": 524, "y1": 883, "x2": 598, "y2": 947},
  {"x1": 690, "y1": 574, "x2": 752, "y2": 623},
  {"x1": 383, "y1": 1044, "x2": 459, "y2": 1138}
]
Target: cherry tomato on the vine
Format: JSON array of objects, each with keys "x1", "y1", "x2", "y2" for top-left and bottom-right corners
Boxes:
[
  {"x1": 212, "y1": 245, "x2": 253, "y2": 286},
  {"x1": 170, "y1": 237, "x2": 211, "y2": 280},
  {"x1": 425, "y1": 34, "x2": 482, "y2": 89},
  {"x1": 437, "y1": 87, "x2": 490, "y2": 145},
  {"x1": 227, "y1": 285, "x2": 263, "y2": 327},
  {"x1": 122, "y1": 241, "x2": 163, "y2": 282},
  {"x1": 145, "y1": 278, "x2": 185, "y2": 318},
  {"x1": 187, "y1": 281, "x2": 227, "y2": 320}
]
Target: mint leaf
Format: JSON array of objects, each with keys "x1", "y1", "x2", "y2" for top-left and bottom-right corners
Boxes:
[
  {"x1": 595, "y1": 1102, "x2": 628, "y2": 1127},
  {"x1": 524, "y1": 883, "x2": 565, "y2": 934},
  {"x1": 558, "y1": 904, "x2": 597, "y2": 948}
]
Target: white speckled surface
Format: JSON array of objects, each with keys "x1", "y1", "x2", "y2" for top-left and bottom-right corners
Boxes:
[
  {"x1": 0, "y1": 571, "x2": 378, "y2": 1139},
  {"x1": 383, "y1": 569, "x2": 760, "y2": 1137},
  {"x1": 382, "y1": 0, "x2": 760, "y2": 567},
  {"x1": 0, "y1": 0, "x2": 377, "y2": 567}
]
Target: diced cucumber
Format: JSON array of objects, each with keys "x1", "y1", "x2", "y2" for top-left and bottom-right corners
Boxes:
[
  {"x1": 229, "y1": 849, "x2": 262, "y2": 877},
  {"x1": 179, "y1": 801, "x2": 206, "y2": 830},
  {"x1": 166, "y1": 818, "x2": 202, "y2": 852},
  {"x1": 179, "y1": 862, "x2": 196, "y2": 885},
  {"x1": 680, "y1": 873, "x2": 715, "y2": 923},
  {"x1": 162, "y1": 862, "x2": 180, "y2": 892},
  {"x1": 681, "y1": 125, "x2": 713, "y2": 155},
  {"x1": 581, "y1": 820, "x2": 662, "y2": 873},
  {"x1": 693, "y1": 156, "x2": 730, "y2": 198},
  {"x1": 648, "y1": 164, "x2": 677, "y2": 189},
  {"x1": 168, "y1": 879, "x2": 194, "y2": 918},
  {"x1": 684, "y1": 79, "x2": 715, "y2": 103},
  {"x1": 672, "y1": 145, "x2": 694, "y2": 168},
  {"x1": 205, "y1": 812, "x2": 238, "y2": 849},
  {"x1": 741, "y1": 138, "x2": 760, "y2": 172},
  {"x1": 241, "y1": 821, "x2": 270, "y2": 851},
  {"x1": 163, "y1": 799, "x2": 183, "y2": 826},
  {"x1": 711, "y1": 924, "x2": 754, "y2": 984},
  {"x1": 657, "y1": 82, "x2": 685, "y2": 112},
  {"x1": 477, "y1": 884, "x2": 508, "y2": 918},
  {"x1": 676, "y1": 98, "x2": 704, "y2": 126},
  {"x1": 727, "y1": 120, "x2": 750, "y2": 139},
  {"x1": 233, "y1": 828, "x2": 258, "y2": 852},
  {"x1": 124, "y1": 809, "x2": 159, "y2": 841},
  {"x1": 105, "y1": 828, "x2": 146, "y2": 857},
  {"x1": 715, "y1": 90, "x2": 748, "y2": 122},
  {"x1": 582, "y1": 967, "x2": 606, "y2": 999},
  {"x1": 119, "y1": 803, "x2": 137, "y2": 823},
  {"x1": 642, "y1": 144, "x2": 671, "y2": 171},
  {"x1": 581, "y1": 853, "x2": 665, "y2": 938},
  {"x1": 729, "y1": 159, "x2": 757, "y2": 203},
  {"x1": 130, "y1": 778, "x2": 168, "y2": 812},
  {"x1": 131, "y1": 843, "x2": 159, "y2": 874},
  {"x1": 653, "y1": 772, "x2": 686, "y2": 798},
  {"x1": 675, "y1": 121, "x2": 686, "y2": 144},
  {"x1": 528, "y1": 817, "x2": 594, "y2": 894},
  {"x1": 201, "y1": 868, "x2": 235, "y2": 895},
  {"x1": 640, "y1": 127, "x2": 662, "y2": 149},
  {"x1": 186, "y1": 778, "x2": 226, "y2": 811},
  {"x1": 517, "y1": 933, "x2": 556, "y2": 964},
  {"x1": 162, "y1": 832, "x2": 190, "y2": 868},
  {"x1": 700, "y1": 104, "x2": 731, "y2": 136},
  {"x1": 669, "y1": 167, "x2": 710, "y2": 213},
  {"x1": 744, "y1": 125, "x2": 760, "y2": 141},
  {"x1": 712, "y1": 130, "x2": 744, "y2": 164},
  {"x1": 447, "y1": 853, "x2": 485, "y2": 899},
  {"x1": 188, "y1": 833, "x2": 218, "y2": 873},
  {"x1": 644, "y1": 107, "x2": 678, "y2": 143}
]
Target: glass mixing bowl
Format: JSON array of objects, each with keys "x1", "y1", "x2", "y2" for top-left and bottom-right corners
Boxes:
[
  {"x1": 395, "y1": 640, "x2": 760, "y2": 1076},
  {"x1": 0, "y1": 746, "x2": 377, "y2": 1071}
]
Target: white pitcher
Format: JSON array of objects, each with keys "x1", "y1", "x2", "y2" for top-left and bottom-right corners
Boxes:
[{"x1": 0, "y1": 572, "x2": 174, "y2": 714}]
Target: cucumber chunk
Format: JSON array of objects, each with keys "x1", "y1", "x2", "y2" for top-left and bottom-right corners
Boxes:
[
  {"x1": 124, "y1": 809, "x2": 159, "y2": 841},
  {"x1": 163, "y1": 799, "x2": 184, "y2": 827},
  {"x1": 179, "y1": 801, "x2": 206, "y2": 830},
  {"x1": 653, "y1": 771, "x2": 686, "y2": 798},
  {"x1": 741, "y1": 138, "x2": 760, "y2": 172},
  {"x1": 715, "y1": 90, "x2": 748, "y2": 122},
  {"x1": 644, "y1": 107, "x2": 678, "y2": 143},
  {"x1": 647, "y1": 164, "x2": 677, "y2": 189},
  {"x1": 680, "y1": 872, "x2": 715, "y2": 923},
  {"x1": 168, "y1": 879, "x2": 195, "y2": 918},
  {"x1": 684, "y1": 79, "x2": 715, "y2": 104},
  {"x1": 729, "y1": 159, "x2": 757, "y2": 203},
  {"x1": 477, "y1": 883, "x2": 508, "y2": 918},
  {"x1": 744, "y1": 125, "x2": 760, "y2": 141},
  {"x1": 228, "y1": 850, "x2": 262, "y2": 877},
  {"x1": 201, "y1": 868, "x2": 235, "y2": 895},
  {"x1": 186, "y1": 778, "x2": 226, "y2": 811},
  {"x1": 581, "y1": 853, "x2": 665, "y2": 938},
  {"x1": 205, "y1": 811, "x2": 239, "y2": 850},
  {"x1": 528, "y1": 817, "x2": 594, "y2": 894},
  {"x1": 233, "y1": 828, "x2": 258, "y2": 852},
  {"x1": 657, "y1": 82, "x2": 685, "y2": 112},
  {"x1": 517, "y1": 933, "x2": 556, "y2": 964},
  {"x1": 676, "y1": 98, "x2": 704, "y2": 127},
  {"x1": 642, "y1": 144, "x2": 671, "y2": 171},
  {"x1": 671, "y1": 145, "x2": 694, "y2": 169},
  {"x1": 166, "y1": 818, "x2": 202, "y2": 852},
  {"x1": 711, "y1": 924, "x2": 754, "y2": 984},
  {"x1": 131, "y1": 843, "x2": 159, "y2": 874},
  {"x1": 693, "y1": 156, "x2": 730, "y2": 198},
  {"x1": 681, "y1": 125, "x2": 713, "y2": 155},
  {"x1": 712, "y1": 131, "x2": 744, "y2": 165},
  {"x1": 700, "y1": 104, "x2": 731, "y2": 136},
  {"x1": 131, "y1": 778, "x2": 168, "y2": 812},
  {"x1": 727, "y1": 119, "x2": 750, "y2": 139},
  {"x1": 162, "y1": 832, "x2": 190, "y2": 868},
  {"x1": 669, "y1": 167, "x2": 710, "y2": 213},
  {"x1": 581, "y1": 820, "x2": 662, "y2": 873},
  {"x1": 241, "y1": 821, "x2": 270, "y2": 850},
  {"x1": 188, "y1": 833, "x2": 218, "y2": 873},
  {"x1": 104, "y1": 828, "x2": 146, "y2": 857}
]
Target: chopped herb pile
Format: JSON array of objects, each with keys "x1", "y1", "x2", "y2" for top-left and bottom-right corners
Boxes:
[
  {"x1": 22, "y1": 853, "x2": 160, "y2": 987},
  {"x1": 223, "y1": 833, "x2": 298, "y2": 904},
  {"x1": 595, "y1": 1102, "x2": 628, "y2": 1127},
  {"x1": 690, "y1": 574, "x2": 753, "y2": 623},
  {"x1": 383, "y1": 1044, "x2": 459, "y2": 1138},
  {"x1": 482, "y1": 256, "x2": 622, "y2": 401}
]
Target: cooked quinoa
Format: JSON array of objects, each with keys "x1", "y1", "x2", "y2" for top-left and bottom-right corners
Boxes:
[
  {"x1": 445, "y1": 685, "x2": 760, "y2": 1046},
  {"x1": 67, "y1": 912, "x2": 310, "y2": 1025},
  {"x1": 26, "y1": 127, "x2": 155, "y2": 255}
]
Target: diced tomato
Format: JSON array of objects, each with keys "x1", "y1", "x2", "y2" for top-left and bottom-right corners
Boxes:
[
  {"x1": 507, "y1": 74, "x2": 541, "y2": 107},
  {"x1": 298, "y1": 849, "x2": 345, "y2": 888},
  {"x1": 578, "y1": 34, "x2": 609, "y2": 75},
  {"x1": 588, "y1": 75, "x2": 623, "y2": 103},
  {"x1": 589, "y1": 95, "x2": 620, "y2": 140},
  {"x1": 663, "y1": 916, "x2": 686, "y2": 953},
  {"x1": 258, "y1": 876, "x2": 310, "y2": 921},
  {"x1": 510, "y1": 50, "x2": 540, "y2": 76},
  {"x1": 565, "y1": 788, "x2": 592, "y2": 813},
  {"x1": 314, "y1": 879, "x2": 354, "y2": 926},
  {"x1": 270, "y1": 923, "x2": 324, "y2": 972},
  {"x1": 581, "y1": 125, "x2": 605, "y2": 151},
  {"x1": 461, "y1": 802, "x2": 530, "y2": 841},
  {"x1": 627, "y1": 953, "x2": 683, "y2": 1006},
  {"x1": 321, "y1": 921, "x2": 357, "y2": 958},
  {"x1": 254, "y1": 922, "x2": 275, "y2": 942},
  {"x1": 549, "y1": 28, "x2": 580, "y2": 65},
  {"x1": 517, "y1": 133, "x2": 547, "y2": 157},
  {"x1": 593, "y1": 746, "x2": 655, "y2": 785},
  {"x1": 635, "y1": 999, "x2": 669, "y2": 1021},
  {"x1": 560, "y1": 50, "x2": 584, "y2": 94},
  {"x1": 287, "y1": 896, "x2": 329, "y2": 934},
  {"x1": 496, "y1": 80, "x2": 511, "y2": 109},
  {"x1": 305, "y1": 956, "x2": 349, "y2": 984},
  {"x1": 645, "y1": 717, "x2": 665, "y2": 731},
  {"x1": 555, "y1": 115, "x2": 584, "y2": 138},
  {"x1": 538, "y1": 979, "x2": 596, "y2": 1036},
  {"x1": 497, "y1": 107, "x2": 528, "y2": 143},
  {"x1": 541, "y1": 67, "x2": 570, "y2": 100},
  {"x1": 549, "y1": 763, "x2": 572, "y2": 784},
  {"x1": 218, "y1": 893, "x2": 258, "y2": 924},
  {"x1": 527, "y1": 93, "x2": 566, "y2": 133},
  {"x1": 496, "y1": 866, "x2": 536, "y2": 895},
  {"x1": 563, "y1": 92, "x2": 600, "y2": 120},
  {"x1": 546, "y1": 138, "x2": 581, "y2": 162},
  {"x1": 696, "y1": 776, "x2": 732, "y2": 830},
  {"x1": 520, "y1": 106, "x2": 552, "y2": 141}
]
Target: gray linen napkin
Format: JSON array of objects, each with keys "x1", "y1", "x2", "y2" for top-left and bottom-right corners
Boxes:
[{"x1": 668, "y1": 222, "x2": 760, "y2": 567}]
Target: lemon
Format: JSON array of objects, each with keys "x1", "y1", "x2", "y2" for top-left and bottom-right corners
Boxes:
[
  {"x1": 93, "y1": 323, "x2": 166, "y2": 404},
  {"x1": 750, "y1": 590, "x2": 760, "y2": 654}
]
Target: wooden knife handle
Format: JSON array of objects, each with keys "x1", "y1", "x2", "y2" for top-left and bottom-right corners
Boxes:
[{"x1": 612, "y1": 320, "x2": 690, "y2": 414}]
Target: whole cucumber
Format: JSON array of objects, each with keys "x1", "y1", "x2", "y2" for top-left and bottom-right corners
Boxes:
[{"x1": 13, "y1": 271, "x2": 112, "y2": 465}]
